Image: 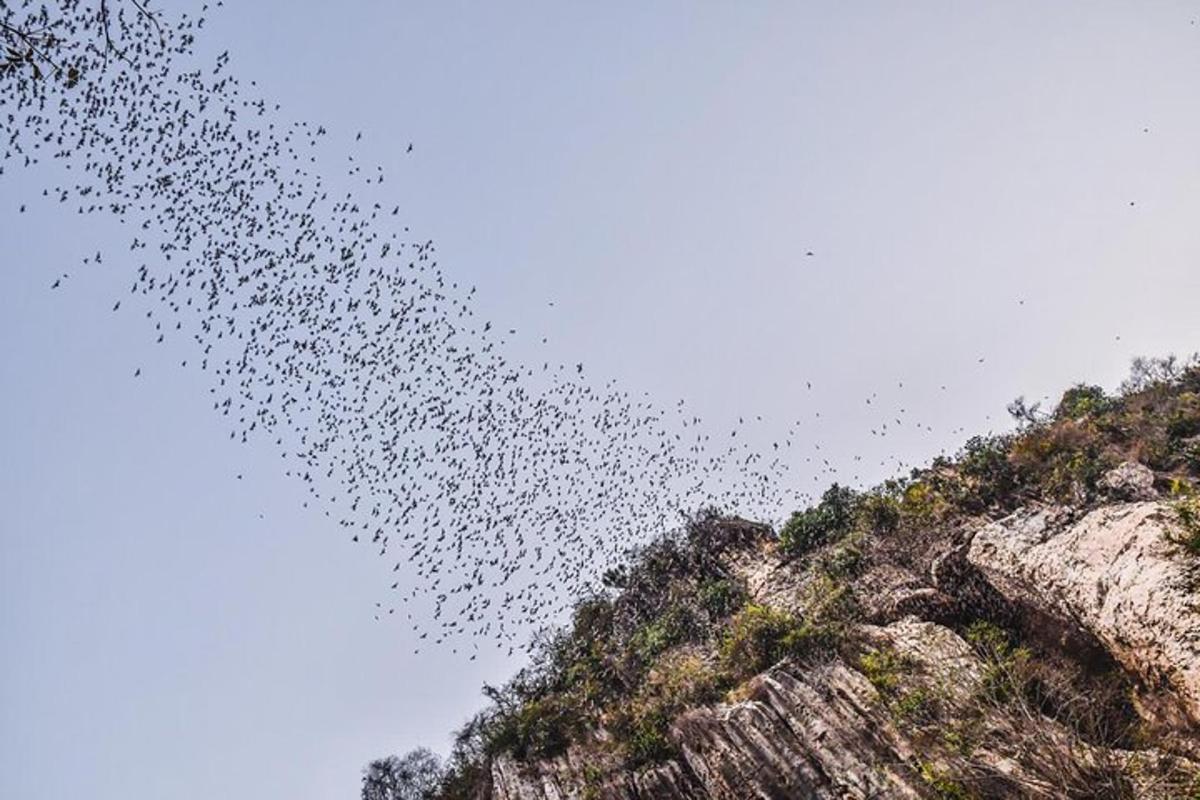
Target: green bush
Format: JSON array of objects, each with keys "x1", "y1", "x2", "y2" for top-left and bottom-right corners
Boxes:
[
  {"x1": 1166, "y1": 396, "x2": 1200, "y2": 441},
  {"x1": 564, "y1": 640, "x2": 621, "y2": 710},
  {"x1": 964, "y1": 620, "x2": 1035, "y2": 705},
  {"x1": 859, "y1": 491, "x2": 901, "y2": 534},
  {"x1": 858, "y1": 647, "x2": 906, "y2": 693},
  {"x1": 779, "y1": 484, "x2": 858, "y2": 556},
  {"x1": 696, "y1": 577, "x2": 747, "y2": 619},
  {"x1": 918, "y1": 762, "x2": 974, "y2": 800},
  {"x1": 1008, "y1": 421, "x2": 1109, "y2": 503},
  {"x1": 622, "y1": 707, "x2": 675, "y2": 767},
  {"x1": 892, "y1": 688, "x2": 934, "y2": 722},
  {"x1": 1055, "y1": 384, "x2": 1110, "y2": 420},
  {"x1": 857, "y1": 646, "x2": 936, "y2": 723},
  {"x1": 629, "y1": 605, "x2": 696, "y2": 664},
  {"x1": 957, "y1": 435, "x2": 1018, "y2": 511},
  {"x1": 611, "y1": 651, "x2": 725, "y2": 768},
  {"x1": 485, "y1": 695, "x2": 576, "y2": 760},
  {"x1": 963, "y1": 620, "x2": 1011, "y2": 657},
  {"x1": 1169, "y1": 496, "x2": 1200, "y2": 557},
  {"x1": 900, "y1": 480, "x2": 948, "y2": 522},
  {"x1": 1183, "y1": 441, "x2": 1200, "y2": 474},
  {"x1": 719, "y1": 604, "x2": 826, "y2": 678},
  {"x1": 819, "y1": 540, "x2": 864, "y2": 579}
]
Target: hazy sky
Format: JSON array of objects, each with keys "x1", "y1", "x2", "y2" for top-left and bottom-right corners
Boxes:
[{"x1": 2, "y1": 2, "x2": 1198, "y2": 799}]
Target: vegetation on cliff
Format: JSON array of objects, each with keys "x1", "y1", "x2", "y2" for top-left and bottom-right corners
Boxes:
[{"x1": 366, "y1": 354, "x2": 1200, "y2": 799}]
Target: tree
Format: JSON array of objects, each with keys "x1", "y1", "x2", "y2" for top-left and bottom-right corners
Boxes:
[
  {"x1": 778, "y1": 483, "x2": 858, "y2": 556},
  {"x1": 1006, "y1": 396, "x2": 1043, "y2": 428},
  {"x1": 1, "y1": 0, "x2": 164, "y2": 83},
  {"x1": 361, "y1": 748, "x2": 443, "y2": 800},
  {"x1": 1054, "y1": 384, "x2": 1109, "y2": 420}
]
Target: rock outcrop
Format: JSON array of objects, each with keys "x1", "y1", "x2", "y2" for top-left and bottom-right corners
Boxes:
[
  {"x1": 491, "y1": 749, "x2": 702, "y2": 800},
  {"x1": 491, "y1": 615, "x2": 1199, "y2": 799},
  {"x1": 382, "y1": 361, "x2": 1200, "y2": 799},
  {"x1": 968, "y1": 501, "x2": 1200, "y2": 728},
  {"x1": 1098, "y1": 461, "x2": 1159, "y2": 501},
  {"x1": 484, "y1": 497, "x2": 1200, "y2": 798}
]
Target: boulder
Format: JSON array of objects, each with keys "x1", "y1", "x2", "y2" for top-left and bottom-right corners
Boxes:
[
  {"x1": 1098, "y1": 461, "x2": 1158, "y2": 501},
  {"x1": 968, "y1": 502, "x2": 1200, "y2": 725}
]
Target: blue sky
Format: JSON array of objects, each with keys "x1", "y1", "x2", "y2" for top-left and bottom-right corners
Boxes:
[{"x1": 2, "y1": 2, "x2": 1199, "y2": 799}]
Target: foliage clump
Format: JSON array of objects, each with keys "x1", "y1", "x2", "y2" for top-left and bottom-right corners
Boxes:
[
  {"x1": 362, "y1": 748, "x2": 443, "y2": 800},
  {"x1": 779, "y1": 483, "x2": 859, "y2": 556},
  {"x1": 1169, "y1": 493, "x2": 1200, "y2": 557},
  {"x1": 857, "y1": 645, "x2": 935, "y2": 723},
  {"x1": 1055, "y1": 384, "x2": 1111, "y2": 420},
  {"x1": 773, "y1": 356, "x2": 1200, "y2": 537},
  {"x1": 719, "y1": 604, "x2": 827, "y2": 678}
]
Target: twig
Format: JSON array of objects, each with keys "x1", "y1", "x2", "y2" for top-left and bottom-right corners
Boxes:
[
  {"x1": 128, "y1": 0, "x2": 164, "y2": 41},
  {"x1": 0, "y1": 19, "x2": 65, "y2": 75},
  {"x1": 97, "y1": 0, "x2": 133, "y2": 65}
]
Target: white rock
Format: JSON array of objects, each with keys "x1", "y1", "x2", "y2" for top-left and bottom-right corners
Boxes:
[
  {"x1": 1098, "y1": 461, "x2": 1158, "y2": 501},
  {"x1": 968, "y1": 502, "x2": 1200, "y2": 723}
]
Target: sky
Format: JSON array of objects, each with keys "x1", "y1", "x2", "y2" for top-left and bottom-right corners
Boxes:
[{"x1": 2, "y1": 2, "x2": 1199, "y2": 799}]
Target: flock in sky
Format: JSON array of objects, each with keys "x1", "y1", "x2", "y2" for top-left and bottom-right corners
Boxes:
[{"x1": 0, "y1": 1, "x2": 1149, "y2": 654}]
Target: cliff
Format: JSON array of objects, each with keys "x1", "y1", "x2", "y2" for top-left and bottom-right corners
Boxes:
[{"x1": 423, "y1": 360, "x2": 1200, "y2": 799}]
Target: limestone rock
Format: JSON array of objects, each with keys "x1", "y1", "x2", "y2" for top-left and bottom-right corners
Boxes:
[
  {"x1": 857, "y1": 563, "x2": 958, "y2": 624},
  {"x1": 968, "y1": 501, "x2": 1200, "y2": 725},
  {"x1": 491, "y1": 748, "x2": 702, "y2": 800},
  {"x1": 488, "y1": 501, "x2": 1200, "y2": 799},
  {"x1": 491, "y1": 615, "x2": 1199, "y2": 799},
  {"x1": 1098, "y1": 461, "x2": 1158, "y2": 501}
]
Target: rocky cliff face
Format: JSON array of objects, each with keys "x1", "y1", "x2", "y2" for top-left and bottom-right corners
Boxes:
[
  {"x1": 966, "y1": 500, "x2": 1200, "y2": 734},
  {"x1": 421, "y1": 366, "x2": 1200, "y2": 800},
  {"x1": 488, "y1": 486, "x2": 1200, "y2": 799}
]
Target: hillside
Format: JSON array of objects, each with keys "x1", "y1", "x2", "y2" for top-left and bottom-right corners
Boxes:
[{"x1": 379, "y1": 356, "x2": 1200, "y2": 800}]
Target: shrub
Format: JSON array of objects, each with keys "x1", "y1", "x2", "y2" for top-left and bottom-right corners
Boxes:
[
  {"x1": 1056, "y1": 384, "x2": 1110, "y2": 420},
  {"x1": 579, "y1": 764, "x2": 604, "y2": 800},
  {"x1": 612, "y1": 651, "x2": 726, "y2": 768},
  {"x1": 696, "y1": 577, "x2": 747, "y2": 619},
  {"x1": 1048, "y1": 448, "x2": 1108, "y2": 502},
  {"x1": 645, "y1": 650, "x2": 727, "y2": 708},
  {"x1": 892, "y1": 688, "x2": 934, "y2": 722},
  {"x1": 819, "y1": 540, "x2": 863, "y2": 579},
  {"x1": 918, "y1": 762, "x2": 974, "y2": 800},
  {"x1": 484, "y1": 695, "x2": 577, "y2": 760},
  {"x1": 1007, "y1": 396, "x2": 1044, "y2": 427},
  {"x1": 565, "y1": 640, "x2": 621, "y2": 711},
  {"x1": 963, "y1": 620, "x2": 1037, "y2": 706},
  {"x1": 629, "y1": 605, "x2": 696, "y2": 664},
  {"x1": 1120, "y1": 354, "x2": 1196, "y2": 394},
  {"x1": 571, "y1": 596, "x2": 614, "y2": 640},
  {"x1": 1164, "y1": 394, "x2": 1200, "y2": 466},
  {"x1": 858, "y1": 647, "x2": 906, "y2": 693},
  {"x1": 801, "y1": 573, "x2": 858, "y2": 632},
  {"x1": 719, "y1": 604, "x2": 826, "y2": 678},
  {"x1": 963, "y1": 620, "x2": 1011, "y2": 657},
  {"x1": 900, "y1": 480, "x2": 948, "y2": 522},
  {"x1": 1183, "y1": 441, "x2": 1200, "y2": 474},
  {"x1": 856, "y1": 646, "x2": 935, "y2": 723},
  {"x1": 362, "y1": 748, "x2": 443, "y2": 800},
  {"x1": 1009, "y1": 421, "x2": 1109, "y2": 503},
  {"x1": 1168, "y1": 408, "x2": 1200, "y2": 441},
  {"x1": 859, "y1": 491, "x2": 901, "y2": 534},
  {"x1": 1169, "y1": 496, "x2": 1200, "y2": 557},
  {"x1": 779, "y1": 484, "x2": 858, "y2": 556},
  {"x1": 957, "y1": 435, "x2": 1018, "y2": 511},
  {"x1": 623, "y1": 711, "x2": 675, "y2": 766}
]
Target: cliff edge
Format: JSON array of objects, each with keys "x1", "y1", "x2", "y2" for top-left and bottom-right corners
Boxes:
[{"x1": 396, "y1": 359, "x2": 1200, "y2": 799}]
